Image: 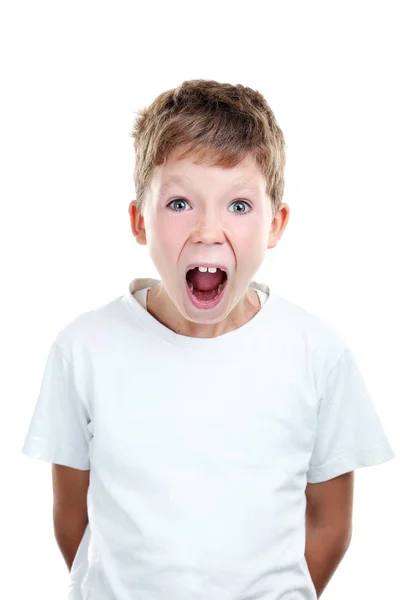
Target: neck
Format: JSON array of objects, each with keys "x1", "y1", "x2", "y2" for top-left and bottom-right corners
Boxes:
[{"x1": 146, "y1": 284, "x2": 261, "y2": 338}]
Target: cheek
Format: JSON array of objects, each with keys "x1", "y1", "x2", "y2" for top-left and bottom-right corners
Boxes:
[
  {"x1": 237, "y1": 218, "x2": 267, "y2": 243},
  {"x1": 150, "y1": 219, "x2": 183, "y2": 258},
  {"x1": 237, "y1": 220, "x2": 269, "y2": 259}
]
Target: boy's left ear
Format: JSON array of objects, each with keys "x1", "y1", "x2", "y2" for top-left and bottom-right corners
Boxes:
[
  {"x1": 268, "y1": 203, "x2": 290, "y2": 249},
  {"x1": 128, "y1": 200, "x2": 147, "y2": 245}
]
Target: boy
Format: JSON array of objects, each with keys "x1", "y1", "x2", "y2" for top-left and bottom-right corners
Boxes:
[{"x1": 21, "y1": 79, "x2": 395, "y2": 599}]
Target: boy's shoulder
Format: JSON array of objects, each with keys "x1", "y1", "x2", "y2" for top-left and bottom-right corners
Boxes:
[
  {"x1": 53, "y1": 294, "x2": 127, "y2": 360},
  {"x1": 270, "y1": 290, "x2": 348, "y2": 370},
  {"x1": 272, "y1": 290, "x2": 345, "y2": 342}
]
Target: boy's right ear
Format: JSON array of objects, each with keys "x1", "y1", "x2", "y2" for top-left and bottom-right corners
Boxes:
[{"x1": 128, "y1": 200, "x2": 147, "y2": 245}]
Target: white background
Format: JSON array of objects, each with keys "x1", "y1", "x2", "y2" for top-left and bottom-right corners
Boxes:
[{"x1": 1, "y1": 0, "x2": 398, "y2": 598}]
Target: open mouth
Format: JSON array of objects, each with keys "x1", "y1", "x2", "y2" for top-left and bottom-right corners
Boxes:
[{"x1": 185, "y1": 266, "x2": 228, "y2": 303}]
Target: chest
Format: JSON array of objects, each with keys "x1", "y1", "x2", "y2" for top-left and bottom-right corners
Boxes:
[{"x1": 87, "y1": 342, "x2": 318, "y2": 474}]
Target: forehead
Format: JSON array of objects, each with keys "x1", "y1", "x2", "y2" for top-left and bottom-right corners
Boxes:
[{"x1": 152, "y1": 153, "x2": 266, "y2": 194}]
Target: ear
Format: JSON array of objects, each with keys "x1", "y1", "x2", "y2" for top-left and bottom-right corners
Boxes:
[
  {"x1": 128, "y1": 200, "x2": 147, "y2": 245},
  {"x1": 268, "y1": 203, "x2": 290, "y2": 249}
]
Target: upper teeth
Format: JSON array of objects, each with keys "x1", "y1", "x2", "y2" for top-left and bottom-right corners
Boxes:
[{"x1": 197, "y1": 266, "x2": 217, "y2": 273}]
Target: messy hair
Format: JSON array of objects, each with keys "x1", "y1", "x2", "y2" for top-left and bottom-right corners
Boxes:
[{"x1": 131, "y1": 79, "x2": 286, "y2": 217}]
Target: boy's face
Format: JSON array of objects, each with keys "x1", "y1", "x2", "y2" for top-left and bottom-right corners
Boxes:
[{"x1": 129, "y1": 151, "x2": 289, "y2": 337}]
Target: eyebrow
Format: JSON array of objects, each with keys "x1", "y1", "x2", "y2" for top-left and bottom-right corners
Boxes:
[
  {"x1": 159, "y1": 176, "x2": 191, "y2": 194},
  {"x1": 159, "y1": 176, "x2": 260, "y2": 194}
]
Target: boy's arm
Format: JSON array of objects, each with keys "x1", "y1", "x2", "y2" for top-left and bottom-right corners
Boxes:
[
  {"x1": 305, "y1": 471, "x2": 354, "y2": 597},
  {"x1": 52, "y1": 464, "x2": 90, "y2": 571}
]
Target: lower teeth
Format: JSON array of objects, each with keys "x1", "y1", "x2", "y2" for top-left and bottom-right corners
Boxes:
[{"x1": 187, "y1": 282, "x2": 226, "y2": 293}]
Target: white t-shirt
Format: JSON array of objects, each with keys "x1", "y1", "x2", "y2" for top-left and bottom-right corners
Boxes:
[{"x1": 21, "y1": 278, "x2": 395, "y2": 600}]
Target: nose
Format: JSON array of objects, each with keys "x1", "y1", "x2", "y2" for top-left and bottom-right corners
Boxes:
[{"x1": 190, "y1": 210, "x2": 226, "y2": 245}]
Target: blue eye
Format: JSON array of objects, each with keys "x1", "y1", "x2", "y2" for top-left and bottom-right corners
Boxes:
[
  {"x1": 167, "y1": 199, "x2": 252, "y2": 215},
  {"x1": 167, "y1": 198, "x2": 190, "y2": 212},
  {"x1": 228, "y1": 200, "x2": 252, "y2": 215}
]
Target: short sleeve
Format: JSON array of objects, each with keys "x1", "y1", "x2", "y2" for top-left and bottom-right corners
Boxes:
[
  {"x1": 21, "y1": 340, "x2": 92, "y2": 470},
  {"x1": 307, "y1": 346, "x2": 395, "y2": 483}
]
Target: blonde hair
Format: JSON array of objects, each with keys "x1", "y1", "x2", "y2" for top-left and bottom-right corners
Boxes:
[{"x1": 131, "y1": 79, "x2": 286, "y2": 217}]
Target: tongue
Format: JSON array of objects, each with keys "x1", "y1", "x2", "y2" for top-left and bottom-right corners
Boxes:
[{"x1": 187, "y1": 269, "x2": 224, "y2": 291}]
